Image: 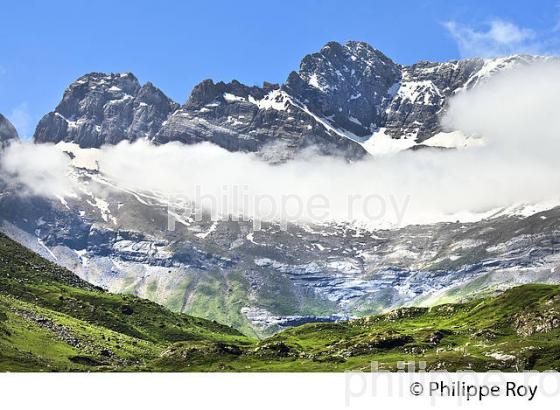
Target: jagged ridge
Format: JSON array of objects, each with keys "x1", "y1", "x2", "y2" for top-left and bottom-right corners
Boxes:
[{"x1": 32, "y1": 41, "x2": 547, "y2": 160}]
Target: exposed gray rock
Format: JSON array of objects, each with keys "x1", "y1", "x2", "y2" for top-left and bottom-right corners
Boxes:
[
  {"x1": 2, "y1": 162, "x2": 560, "y2": 336},
  {"x1": 283, "y1": 44, "x2": 545, "y2": 143},
  {"x1": 31, "y1": 42, "x2": 547, "y2": 159},
  {"x1": 284, "y1": 41, "x2": 401, "y2": 139},
  {"x1": 33, "y1": 72, "x2": 178, "y2": 147},
  {"x1": 0, "y1": 114, "x2": 19, "y2": 147},
  {"x1": 155, "y1": 78, "x2": 367, "y2": 161},
  {"x1": 382, "y1": 55, "x2": 541, "y2": 141}
]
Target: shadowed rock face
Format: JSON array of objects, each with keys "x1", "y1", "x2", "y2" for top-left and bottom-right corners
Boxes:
[
  {"x1": 33, "y1": 41, "x2": 546, "y2": 160},
  {"x1": 154, "y1": 78, "x2": 367, "y2": 161},
  {"x1": 0, "y1": 114, "x2": 18, "y2": 147},
  {"x1": 33, "y1": 72, "x2": 178, "y2": 148},
  {"x1": 284, "y1": 41, "x2": 401, "y2": 138}
]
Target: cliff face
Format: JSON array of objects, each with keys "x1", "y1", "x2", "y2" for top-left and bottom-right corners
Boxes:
[
  {"x1": 0, "y1": 113, "x2": 19, "y2": 147},
  {"x1": 33, "y1": 72, "x2": 178, "y2": 148},
  {"x1": 32, "y1": 41, "x2": 544, "y2": 161}
]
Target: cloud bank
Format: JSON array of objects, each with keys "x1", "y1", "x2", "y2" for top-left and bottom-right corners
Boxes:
[
  {"x1": 0, "y1": 141, "x2": 72, "y2": 198},
  {"x1": 2, "y1": 62, "x2": 560, "y2": 228}
]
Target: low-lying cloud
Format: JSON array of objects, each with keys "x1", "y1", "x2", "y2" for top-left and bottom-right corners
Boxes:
[
  {"x1": 2, "y1": 61, "x2": 560, "y2": 228},
  {"x1": 0, "y1": 141, "x2": 72, "y2": 198}
]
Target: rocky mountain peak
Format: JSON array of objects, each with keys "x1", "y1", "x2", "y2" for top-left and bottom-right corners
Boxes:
[
  {"x1": 32, "y1": 42, "x2": 551, "y2": 158},
  {"x1": 33, "y1": 72, "x2": 178, "y2": 147},
  {"x1": 55, "y1": 72, "x2": 141, "y2": 121},
  {"x1": 284, "y1": 40, "x2": 401, "y2": 138},
  {"x1": 183, "y1": 79, "x2": 222, "y2": 109},
  {"x1": 0, "y1": 113, "x2": 19, "y2": 148},
  {"x1": 136, "y1": 82, "x2": 179, "y2": 111},
  {"x1": 155, "y1": 70, "x2": 366, "y2": 160}
]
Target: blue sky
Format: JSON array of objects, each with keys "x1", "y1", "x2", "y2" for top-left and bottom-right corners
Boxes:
[{"x1": 1, "y1": 0, "x2": 559, "y2": 138}]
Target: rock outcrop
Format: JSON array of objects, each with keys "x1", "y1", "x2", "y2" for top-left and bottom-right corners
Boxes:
[
  {"x1": 33, "y1": 72, "x2": 178, "y2": 147},
  {"x1": 0, "y1": 114, "x2": 19, "y2": 147},
  {"x1": 33, "y1": 42, "x2": 546, "y2": 159}
]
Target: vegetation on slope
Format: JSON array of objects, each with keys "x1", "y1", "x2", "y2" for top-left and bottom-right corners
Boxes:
[
  {"x1": 1, "y1": 232, "x2": 559, "y2": 372},
  {"x1": 0, "y1": 233, "x2": 250, "y2": 371}
]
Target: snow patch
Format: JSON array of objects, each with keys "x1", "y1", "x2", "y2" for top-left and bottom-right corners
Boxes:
[
  {"x1": 361, "y1": 128, "x2": 416, "y2": 156},
  {"x1": 223, "y1": 93, "x2": 246, "y2": 103},
  {"x1": 248, "y1": 89, "x2": 289, "y2": 111},
  {"x1": 423, "y1": 131, "x2": 485, "y2": 149},
  {"x1": 56, "y1": 142, "x2": 101, "y2": 170}
]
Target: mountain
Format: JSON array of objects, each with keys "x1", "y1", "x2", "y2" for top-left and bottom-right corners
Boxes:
[
  {"x1": 33, "y1": 72, "x2": 178, "y2": 148},
  {"x1": 3, "y1": 41, "x2": 559, "y2": 337},
  {"x1": 2, "y1": 231, "x2": 559, "y2": 371},
  {"x1": 33, "y1": 41, "x2": 544, "y2": 160},
  {"x1": 0, "y1": 114, "x2": 18, "y2": 147},
  {"x1": 1, "y1": 144, "x2": 559, "y2": 337},
  {"x1": 152, "y1": 78, "x2": 366, "y2": 161}
]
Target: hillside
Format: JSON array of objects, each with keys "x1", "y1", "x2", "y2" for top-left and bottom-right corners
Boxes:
[
  {"x1": 3, "y1": 40, "x2": 558, "y2": 337},
  {"x1": 3, "y1": 151, "x2": 559, "y2": 338},
  {"x1": 0, "y1": 232, "x2": 250, "y2": 371},
  {"x1": 1, "y1": 232, "x2": 559, "y2": 371}
]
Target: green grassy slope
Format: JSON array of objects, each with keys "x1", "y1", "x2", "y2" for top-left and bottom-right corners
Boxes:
[
  {"x1": 1, "y1": 232, "x2": 559, "y2": 372},
  {"x1": 0, "y1": 233, "x2": 251, "y2": 371}
]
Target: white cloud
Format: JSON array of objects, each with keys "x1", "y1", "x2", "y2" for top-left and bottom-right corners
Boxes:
[
  {"x1": 444, "y1": 19, "x2": 537, "y2": 57},
  {"x1": 487, "y1": 20, "x2": 534, "y2": 44},
  {"x1": 2, "y1": 62, "x2": 560, "y2": 228},
  {"x1": 0, "y1": 142, "x2": 72, "y2": 198}
]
